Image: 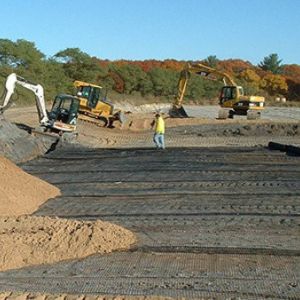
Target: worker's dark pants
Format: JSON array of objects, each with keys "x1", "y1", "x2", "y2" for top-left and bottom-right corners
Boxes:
[{"x1": 153, "y1": 133, "x2": 165, "y2": 149}]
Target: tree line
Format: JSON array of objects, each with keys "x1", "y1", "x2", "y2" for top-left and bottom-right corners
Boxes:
[{"x1": 0, "y1": 39, "x2": 299, "y2": 106}]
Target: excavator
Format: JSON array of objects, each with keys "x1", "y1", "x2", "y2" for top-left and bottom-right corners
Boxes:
[
  {"x1": 74, "y1": 80, "x2": 124, "y2": 127},
  {"x1": 170, "y1": 63, "x2": 265, "y2": 120},
  {"x1": 0, "y1": 73, "x2": 80, "y2": 135}
]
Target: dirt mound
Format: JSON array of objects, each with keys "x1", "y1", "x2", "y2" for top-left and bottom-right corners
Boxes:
[
  {"x1": 0, "y1": 215, "x2": 136, "y2": 272},
  {"x1": 0, "y1": 156, "x2": 136, "y2": 272},
  {"x1": 0, "y1": 156, "x2": 60, "y2": 216}
]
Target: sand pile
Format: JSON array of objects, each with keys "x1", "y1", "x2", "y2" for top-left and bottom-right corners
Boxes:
[
  {"x1": 0, "y1": 156, "x2": 60, "y2": 216},
  {"x1": 0, "y1": 156, "x2": 136, "y2": 272},
  {"x1": 0, "y1": 216, "x2": 136, "y2": 272}
]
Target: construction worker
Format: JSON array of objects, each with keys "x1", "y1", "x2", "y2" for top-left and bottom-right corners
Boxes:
[{"x1": 152, "y1": 113, "x2": 165, "y2": 149}]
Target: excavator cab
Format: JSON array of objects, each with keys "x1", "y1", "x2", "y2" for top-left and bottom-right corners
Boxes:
[
  {"x1": 219, "y1": 86, "x2": 236, "y2": 105},
  {"x1": 219, "y1": 86, "x2": 244, "y2": 104},
  {"x1": 48, "y1": 95, "x2": 80, "y2": 132}
]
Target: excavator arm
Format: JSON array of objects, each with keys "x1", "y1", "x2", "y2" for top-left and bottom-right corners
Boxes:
[
  {"x1": 0, "y1": 73, "x2": 49, "y2": 126},
  {"x1": 174, "y1": 69, "x2": 190, "y2": 108},
  {"x1": 174, "y1": 63, "x2": 238, "y2": 107},
  {"x1": 186, "y1": 63, "x2": 237, "y2": 86}
]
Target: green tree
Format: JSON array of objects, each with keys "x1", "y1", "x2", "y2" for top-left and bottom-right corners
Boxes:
[
  {"x1": 0, "y1": 39, "x2": 46, "y2": 79},
  {"x1": 148, "y1": 68, "x2": 177, "y2": 97},
  {"x1": 110, "y1": 64, "x2": 149, "y2": 95},
  {"x1": 185, "y1": 75, "x2": 205, "y2": 101},
  {"x1": 258, "y1": 53, "x2": 283, "y2": 74},
  {"x1": 203, "y1": 55, "x2": 219, "y2": 68},
  {"x1": 54, "y1": 48, "x2": 104, "y2": 83},
  {"x1": 184, "y1": 74, "x2": 222, "y2": 103},
  {"x1": 42, "y1": 58, "x2": 73, "y2": 99},
  {"x1": 0, "y1": 39, "x2": 17, "y2": 69}
]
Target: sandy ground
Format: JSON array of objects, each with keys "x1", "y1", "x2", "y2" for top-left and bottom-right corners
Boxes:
[
  {"x1": 4, "y1": 104, "x2": 300, "y2": 129},
  {"x1": 0, "y1": 156, "x2": 60, "y2": 216},
  {"x1": 0, "y1": 293, "x2": 182, "y2": 300},
  {"x1": 0, "y1": 152, "x2": 136, "y2": 273},
  {"x1": 0, "y1": 216, "x2": 136, "y2": 272},
  {"x1": 2, "y1": 105, "x2": 300, "y2": 151}
]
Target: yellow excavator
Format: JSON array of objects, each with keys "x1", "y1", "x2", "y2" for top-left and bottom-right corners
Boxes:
[
  {"x1": 170, "y1": 63, "x2": 265, "y2": 120},
  {"x1": 74, "y1": 80, "x2": 124, "y2": 127}
]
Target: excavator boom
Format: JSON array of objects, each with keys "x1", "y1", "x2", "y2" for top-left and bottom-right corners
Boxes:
[
  {"x1": 0, "y1": 73, "x2": 49, "y2": 125},
  {"x1": 187, "y1": 63, "x2": 237, "y2": 86}
]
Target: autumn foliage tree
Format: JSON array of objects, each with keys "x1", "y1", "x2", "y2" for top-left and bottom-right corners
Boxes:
[
  {"x1": 261, "y1": 74, "x2": 288, "y2": 96},
  {"x1": 282, "y1": 64, "x2": 300, "y2": 100},
  {"x1": 238, "y1": 69, "x2": 262, "y2": 95},
  {"x1": 0, "y1": 39, "x2": 299, "y2": 105}
]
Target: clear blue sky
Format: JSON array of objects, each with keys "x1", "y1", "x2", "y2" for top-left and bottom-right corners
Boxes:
[{"x1": 0, "y1": 0, "x2": 299, "y2": 65}]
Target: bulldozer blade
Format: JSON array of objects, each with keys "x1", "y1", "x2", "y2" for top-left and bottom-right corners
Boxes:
[{"x1": 169, "y1": 106, "x2": 189, "y2": 118}]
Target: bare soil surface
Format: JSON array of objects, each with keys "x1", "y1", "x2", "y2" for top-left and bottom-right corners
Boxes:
[
  {"x1": 2, "y1": 105, "x2": 300, "y2": 152},
  {"x1": 0, "y1": 293, "x2": 178, "y2": 300}
]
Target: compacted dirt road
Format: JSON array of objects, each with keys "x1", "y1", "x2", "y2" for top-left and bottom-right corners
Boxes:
[{"x1": 0, "y1": 105, "x2": 300, "y2": 299}]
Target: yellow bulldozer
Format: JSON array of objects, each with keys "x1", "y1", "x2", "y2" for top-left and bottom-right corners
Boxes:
[
  {"x1": 170, "y1": 63, "x2": 265, "y2": 120},
  {"x1": 74, "y1": 80, "x2": 124, "y2": 127}
]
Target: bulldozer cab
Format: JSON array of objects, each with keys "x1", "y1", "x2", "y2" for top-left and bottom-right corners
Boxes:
[
  {"x1": 79, "y1": 85, "x2": 102, "y2": 109},
  {"x1": 74, "y1": 80, "x2": 106, "y2": 110},
  {"x1": 49, "y1": 95, "x2": 79, "y2": 125}
]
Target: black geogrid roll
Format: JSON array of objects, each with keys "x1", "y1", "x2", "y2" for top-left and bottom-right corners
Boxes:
[{"x1": 269, "y1": 141, "x2": 300, "y2": 156}]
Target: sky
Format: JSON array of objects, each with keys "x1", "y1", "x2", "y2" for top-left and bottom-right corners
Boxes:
[{"x1": 0, "y1": 0, "x2": 299, "y2": 65}]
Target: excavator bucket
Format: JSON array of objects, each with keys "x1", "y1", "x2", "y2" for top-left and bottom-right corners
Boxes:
[
  {"x1": 0, "y1": 104, "x2": 10, "y2": 114},
  {"x1": 169, "y1": 105, "x2": 189, "y2": 118}
]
